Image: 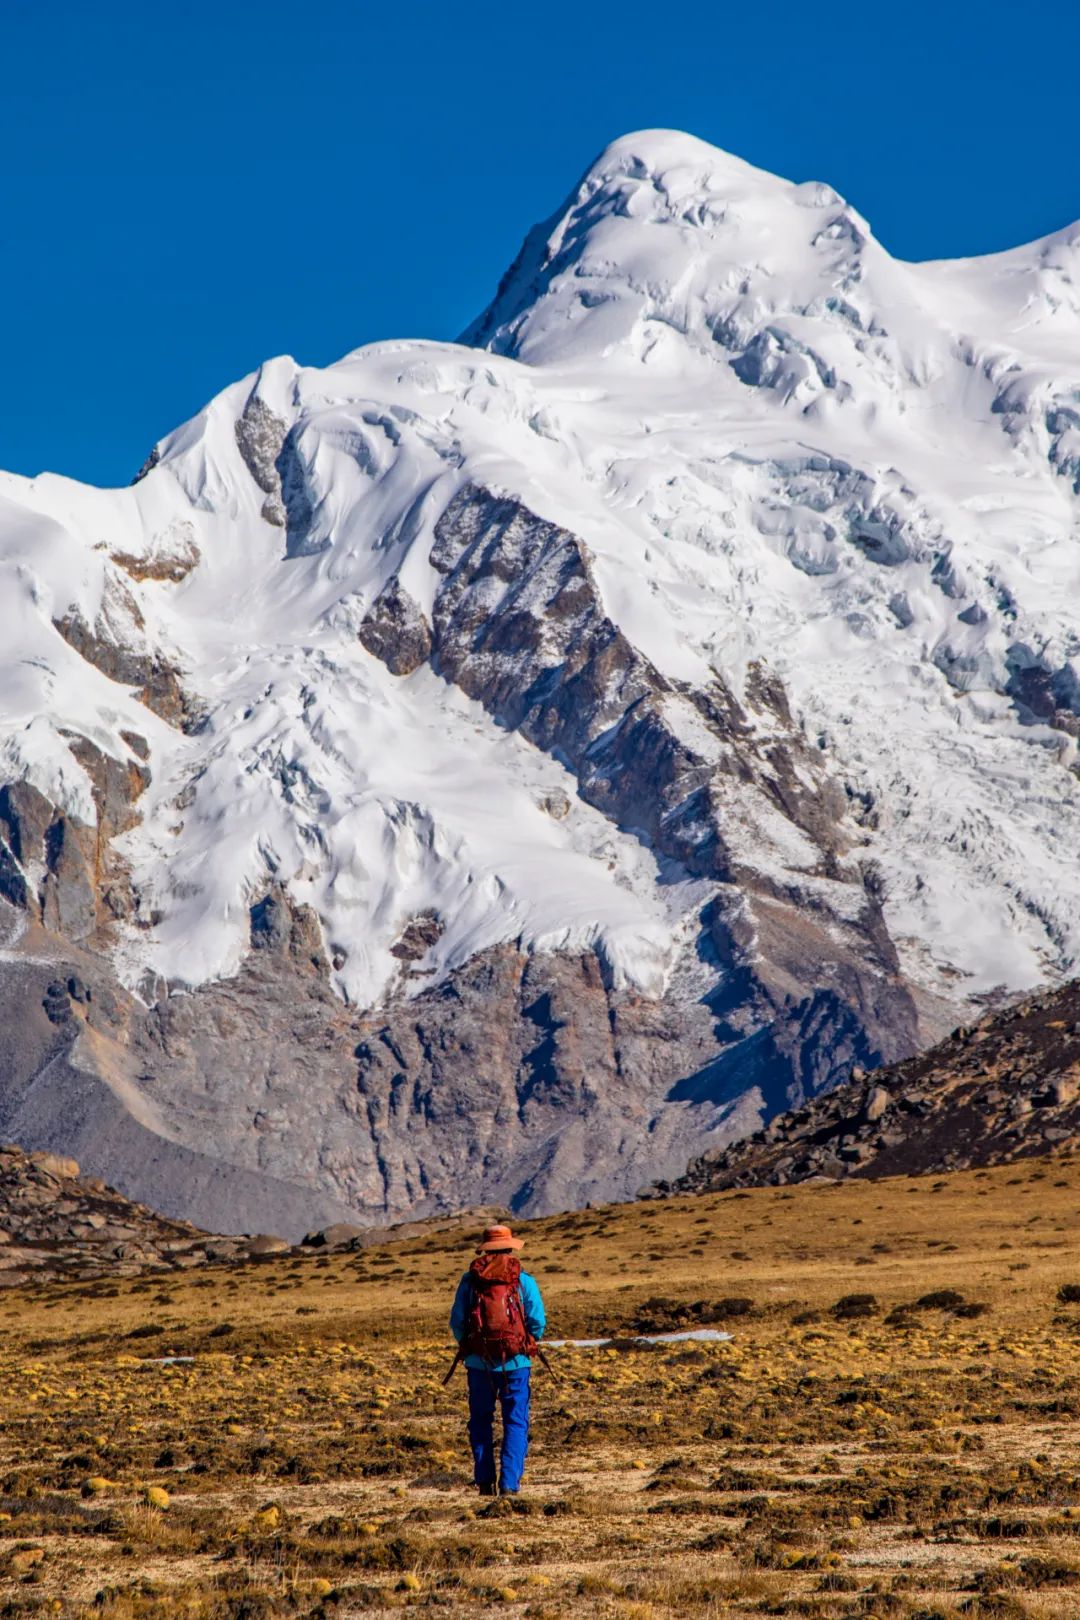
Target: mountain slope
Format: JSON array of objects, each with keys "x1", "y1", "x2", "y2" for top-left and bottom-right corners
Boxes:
[
  {"x1": 0, "y1": 1141, "x2": 227, "y2": 1284},
  {"x1": 668, "y1": 975, "x2": 1080, "y2": 1191},
  {"x1": 1, "y1": 129, "x2": 1079, "y2": 1230}
]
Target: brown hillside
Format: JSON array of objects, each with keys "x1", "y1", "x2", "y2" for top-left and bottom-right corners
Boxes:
[{"x1": 669, "y1": 976, "x2": 1080, "y2": 1193}]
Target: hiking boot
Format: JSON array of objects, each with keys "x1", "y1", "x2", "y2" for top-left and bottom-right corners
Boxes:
[
  {"x1": 477, "y1": 1481, "x2": 498, "y2": 1496},
  {"x1": 499, "y1": 1485, "x2": 520, "y2": 1495}
]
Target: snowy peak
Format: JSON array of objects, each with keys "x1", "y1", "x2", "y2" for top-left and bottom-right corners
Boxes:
[
  {"x1": 467, "y1": 128, "x2": 1080, "y2": 470},
  {"x1": 2, "y1": 129, "x2": 1080, "y2": 1229},
  {"x1": 465, "y1": 128, "x2": 898, "y2": 373}
]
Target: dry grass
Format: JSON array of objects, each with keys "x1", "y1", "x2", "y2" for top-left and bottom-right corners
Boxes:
[{"x1": 1, "y1": 1157, "x2": 1080, "y2": 1616}]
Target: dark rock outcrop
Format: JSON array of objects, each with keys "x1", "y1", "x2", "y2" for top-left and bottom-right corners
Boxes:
[
  {"x1": 233, "y1": 389, "x2": 319, "y2": 552},
  {"x1": 130, "y1": 445, "x2": 161, "y2": 484},
  {"x1": 249, "y1": 886, "x2": 327, "y2": 971},
  {"x1": 40, "y1": 817, "x2": 97, "y2": 941},
  {"x1": 358, "y1": 577, "x2": 433, "y2": 675},
  {"x1": 0, "y1": 781, "x2": 55, "y2": 868},
  {"x1": 235, "y1": 393, "x2": 289, "y2": 526},
  {"x1": 0, "y1": 842, "x2": 27, "y2": 910}
]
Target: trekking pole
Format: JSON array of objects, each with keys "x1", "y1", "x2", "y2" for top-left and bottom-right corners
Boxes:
[
  {"x1": 534, "y1": 1345, "x2": 562, "y2": 1385},
  {"x1": 442, "y1": 1347, "x2": 464, "y2": 1386}
]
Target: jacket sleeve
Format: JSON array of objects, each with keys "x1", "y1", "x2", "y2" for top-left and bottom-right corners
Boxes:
[
  {"x1": 450, "y1": 1274, "x2": 471, "y2": 1344},
  {"x1": 521, "y1": 1272, "x2": 546, "y2": 1341}
]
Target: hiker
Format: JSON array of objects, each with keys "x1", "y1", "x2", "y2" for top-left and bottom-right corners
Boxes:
[{"x1": 448, "y1": 1223, "x2": 546, "y2": 1496}]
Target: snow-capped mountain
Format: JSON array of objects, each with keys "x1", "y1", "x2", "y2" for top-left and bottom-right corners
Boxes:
[{"x1": 2, "y1": 129, "x2": 1079, "y2": 1234}]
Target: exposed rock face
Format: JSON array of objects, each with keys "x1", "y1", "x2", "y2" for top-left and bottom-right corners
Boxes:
[
  {"x1": 53, "y1": 584, "x2": 198, "y2": 731},
  {"x1": 235, "y1": 394, "x2": 289, "y2": 527},
  {"x1": 0, "y1": 912, "x2": 366, "y2": 1239},
  {"x1": 0, "y1": 888, "x2": 724, "y2": 1232},
  {"x1": 233, "y1": 388, "x2": 317, "y2": 554},
  {"x1": 0, "y1": 736, "x2": 149, "y2": 939},
  {"x1": 1005, "y1": 653, "x2": 1080, "y2": 742},
  {"x1": 111, "y1": 525, "x2": 200, "y2": 585},
  {"x1": 0, "y1": 844, "x2": 27, "y2": 910},
  {"x1": 40, "y1": 817, "x2": 97, "y2": 941},
  {"x1": 389, "y1": 912, "x2": 443, "y2": 963},
  {"x1": 427, "y1": 486, "x2": 920, "y2": 1108},
  {"x1": 113, "y1": 933, "x2": 730, "y2": 1223},
  {"x1": 130, "y1": 445, "x2": 161, "y2": 484},
  {"x1": 352, "y1": 942, "x2": 725, "y2": 1215},
  {"x1": 249, "y1": 886, "x2": 327, "y2": 969},
  {"x1": 358, "y1": 577, "x2": 433, "y2": 675},
  {"x1": 668, "y1": 976, "x2": 1080, "y2": 1192},
  {"x1": 0, "y1": 781, "x2": 60, "y2": 870}
]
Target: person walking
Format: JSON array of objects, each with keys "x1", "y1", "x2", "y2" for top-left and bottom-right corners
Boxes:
[{"x1": 448, "y1": 1223, "x2": 546, "y2": 1496}]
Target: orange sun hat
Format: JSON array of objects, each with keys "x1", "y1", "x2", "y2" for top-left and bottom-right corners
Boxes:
[{"x1": 477, "y1": 1223, "x2": 524, "y2": 1253}]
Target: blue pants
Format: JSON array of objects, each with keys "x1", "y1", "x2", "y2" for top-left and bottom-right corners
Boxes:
[{"x1": 466, "y1": 1366, "x2": 531, "y2": 1491}]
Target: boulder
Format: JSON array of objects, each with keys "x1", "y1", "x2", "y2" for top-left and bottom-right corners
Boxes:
[
  {"x1": 247, "y1": 1233, "x2": 291, "y2": 1256},
  {"x1": 43, "y1": 980, "x2": 73, "y2": 1025},
  {"x1": 203, "y1": 1240, "x2": 245, "y2": 1261},
  {"x1": 30, "y1": 1152, "x2": 80, "y2": 1180},
  {"x1": 863, "y1": 1085, "x2": 890, "y2": 1124},
  {"x1": 303, "y1": 1222, "x2": 367, "y2": 1248}
]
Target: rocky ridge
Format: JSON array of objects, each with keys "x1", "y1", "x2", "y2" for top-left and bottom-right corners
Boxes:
[
  {"x1": 0, "y1": 1138, "x2": 510, "y2": 1288},
  {"x1": 668, "y1": 977, "x2": 1080, "y2": 1192},
  {"x1": 0, "y1": 1142, "x2": 237, "y2": 1286}
]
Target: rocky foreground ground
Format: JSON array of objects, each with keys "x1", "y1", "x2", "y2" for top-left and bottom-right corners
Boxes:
[
  {"x1": 671, "y1": 975, "x2": 1080, "y2": 1194},
  {"x1": 0, "y1": 1159, "x2": 1079, "y2": 1616}
]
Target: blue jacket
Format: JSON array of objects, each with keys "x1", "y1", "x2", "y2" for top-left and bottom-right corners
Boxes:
[{"x1": 450, "y1": 1268, "x2": 546, "y2": 1372}]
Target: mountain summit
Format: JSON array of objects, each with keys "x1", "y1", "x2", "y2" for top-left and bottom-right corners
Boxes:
[{"x1": 1, "y1": 131, "x2": 1079, "y2": 1233}]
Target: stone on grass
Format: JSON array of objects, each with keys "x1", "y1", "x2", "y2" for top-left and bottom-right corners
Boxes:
[{"x1": 247, "y1": 1233, "x2": 291, "y2": 1256}]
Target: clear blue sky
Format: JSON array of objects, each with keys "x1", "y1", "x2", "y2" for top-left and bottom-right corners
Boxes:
[{"x1": 4, "y1": 0, "x2": 1077, "y2": 487}]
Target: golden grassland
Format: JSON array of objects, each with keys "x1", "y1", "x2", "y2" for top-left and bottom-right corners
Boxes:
[{"x1": 2, "y1": 1158, "x2": 1080, "y2": 1618}]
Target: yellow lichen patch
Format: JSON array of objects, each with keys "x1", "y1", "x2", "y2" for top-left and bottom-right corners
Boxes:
[{"x1": 8, "y1": 1548, "x2": 45, "y2": 1573}]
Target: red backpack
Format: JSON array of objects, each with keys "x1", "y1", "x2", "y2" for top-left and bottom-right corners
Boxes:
[{"x1": 464, "y1": 1253, "x2": 533, "y2": 1365}]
